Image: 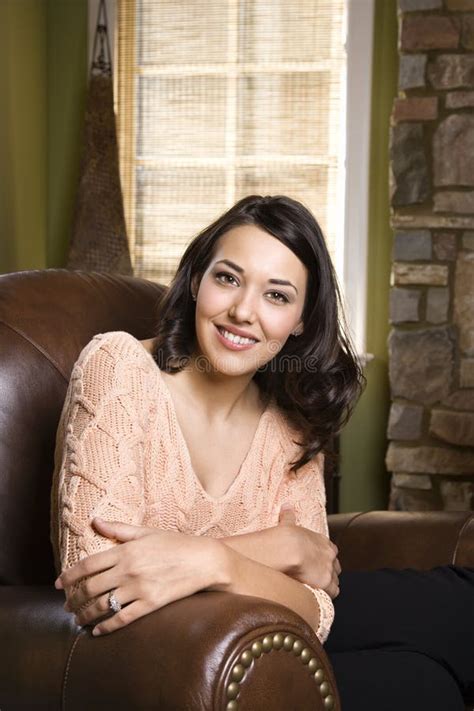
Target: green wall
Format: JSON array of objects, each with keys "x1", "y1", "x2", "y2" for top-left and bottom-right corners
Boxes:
[
  {"x1": 0, "y1": 0, "x2": 48, "y2": 272},
  {"x1": 0, "y1": 0, "x2": 87, "y2": 274},
  {"x1": 47, "y1": 0, "x2": 88, "y2": 267},
  {"x1": 339, "y1": 0, "x2": 398, "y2": 513}
]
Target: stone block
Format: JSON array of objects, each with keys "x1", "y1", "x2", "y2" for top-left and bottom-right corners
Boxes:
[
  {"x1": 461, "y1": 13, "x2": 474, "y2": 49},
  {"x1": 433, "y1": 232, "x2": 457, "y2": 260},
  {"x1": 393, "y1": 230, "x2": 432, "y2": 260},
  {"x1": 446, "y1": 90, "x2": 474, "y2": 108},
  {"x1": 428, "y1": 54, "x2": 474, "y2": 89},
  {"x1": 399, "y1": 0, "x2": 442, "y2": 9},
  {"x1": 390, "y1": 124, "x2": 429, "y2": 206},
  {"x1": 443, "y1": 389, "x2": 474, "y2": 410},
  {"x1": 393, "y1": 473, "x2": 432, "y2": 490},
  {"x1": 392, "y1": 213, "x2": 474, "y2": 230},
  {"x1": 389, "y1": 288, "x2": 421, "y2": 323},
  {"x1": 454, "y1": 251, "x2": 474, "y2": 355},
  {"x1": 440, "y1": 480, "x2": 474, "y2": 511},
  {"x1": 389, "y1": 483, "x2": 442, "y2": 511},
  {"x1": 430, "y1": 409, "x2": 474, "y2": 446},
  {"x1": 386, "y1": 442, "x2": 474, "y2": 474},
  {"x1": 426, "y1": 287, "x2": 449, "y2": 323},
  {"x1": 399, "y1": 54, "x2": 427, "y2": 90},
  {"x1": 392, "y1": 97, "x2": 438, "y2": 122},
  {"x1": 433, "y1": 115, "x2": 474, "y2": 187},
  {"x1": 392, "y1": 263, "x2": 449, "y2": 285},
  {"x1": 447, "y1": 0, "x2": 474, "y2": 8},
  {"x1": 463, "y1": 231, "x2": 474, "y2": 250},
  {"x1": 388, "y1": 326, "x2": 453, "y2": 404},
  {"x1": 387, "y1": 402, "x2": 424, "y2": 439},
  {"x1": 460, "y1": 358, "x2": 474, "y2": 387},
  {"x1": 401, "y1": 15, "x2": 460, "y2": 51},
  {"x1": 434, "y1": 191, "x2": 474, "y2": 214}
]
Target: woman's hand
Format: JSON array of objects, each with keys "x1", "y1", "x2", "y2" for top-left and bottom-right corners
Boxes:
[
  {"x1": 278, "y1": 505, "x2": 341, "y2": 599},
  {"x1": 55, "y1": 517, "x2": 227, "y2": 636}
]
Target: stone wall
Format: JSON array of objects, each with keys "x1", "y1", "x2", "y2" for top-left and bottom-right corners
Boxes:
[{"x1": 387, "y1": 0, "x2": 474, "y2": 511}]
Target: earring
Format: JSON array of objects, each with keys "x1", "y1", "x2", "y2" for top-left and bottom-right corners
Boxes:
[
  {"x1": 191, "y1": 292, "x2": 197, "y2": 301},
  {"x1": 292, "y1": 328, "x2": 302, "y2": 337}
]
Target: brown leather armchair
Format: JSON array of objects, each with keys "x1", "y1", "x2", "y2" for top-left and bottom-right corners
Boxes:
[{"x1": 1, "y1": 269, "x2": 473, "y2": 711}]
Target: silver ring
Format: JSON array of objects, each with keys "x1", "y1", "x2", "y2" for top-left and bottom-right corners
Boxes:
[{"x1": 108, "y1": 589, "x2": 122, "y2": 613}]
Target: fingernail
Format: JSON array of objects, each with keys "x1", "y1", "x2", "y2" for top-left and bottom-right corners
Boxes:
[
  {"x1": 281, "y1": 503, "x2": 292, "y2": 511},
  {"x1": 55, "y1": 578, "x2": 63, "y2": 590},
  {"x1": 93, "y1": 517, "x2": 104, "y2": 524},
  {"x1": 92, "y1": 627, "x2": 102, "y2": 636}
]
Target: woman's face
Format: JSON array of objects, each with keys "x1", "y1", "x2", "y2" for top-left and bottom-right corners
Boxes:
[{"x1": 192, "y1": 224, "x2": 308, "y2": 376}]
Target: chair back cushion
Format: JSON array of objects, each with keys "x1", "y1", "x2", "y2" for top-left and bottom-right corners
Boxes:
[{"x1": 0, "y1": 269, "x2": 164, "y2": 584}]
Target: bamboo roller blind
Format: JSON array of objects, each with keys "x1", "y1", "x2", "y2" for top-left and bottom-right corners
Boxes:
[{"x1": 116, "y1": 0, "x2": 346, "y2": 284}]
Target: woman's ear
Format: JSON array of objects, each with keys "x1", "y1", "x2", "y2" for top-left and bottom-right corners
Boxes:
[
  {"x1": 190, "y1": 275, "x2": 200, "y2": 300},
  {"x1": 292, "y1": 322, "x2": 304, "y2": 337}
]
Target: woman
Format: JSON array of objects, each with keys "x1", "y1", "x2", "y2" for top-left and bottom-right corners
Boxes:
[
  {"x1": 50, "y1": 195, "x2": 472, "y2": 710},
  {"x1": 51, "y1": 194, "x2": 360, "y2": 641}
]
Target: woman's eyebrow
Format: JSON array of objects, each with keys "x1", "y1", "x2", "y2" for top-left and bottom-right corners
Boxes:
[{"x1": 213, "y1": 259, "x2": 298, "y2": 294}]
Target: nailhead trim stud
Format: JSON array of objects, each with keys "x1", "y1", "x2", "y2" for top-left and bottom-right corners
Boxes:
[{"x1": 225, "y1": 632, "x2": 335, "y2": 710}]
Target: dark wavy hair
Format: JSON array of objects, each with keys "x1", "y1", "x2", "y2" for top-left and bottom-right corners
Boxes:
[{"x1": 152, "y1": 194, "x2": 365, "y2": 472}]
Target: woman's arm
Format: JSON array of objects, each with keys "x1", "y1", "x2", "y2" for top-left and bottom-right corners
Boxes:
[
  {"x1": 57, "y1": 519, "x2": 321, "y2": 640},
  {"x1": 215, "y1": 539, "x2": 321, "y2": 636},
  {"x1": 50, "y1": 333, "x2": 151, "y2": 580},
  {"x1": 218, "y1": 454, "x2": 338, "y2": 642},
  {"x1": 219, "y1": 520, "x2": 296, "y2": 572},
  {"x1": 219, "y1": 509, "x2": 339, "y2": 589},
  {"x1": 220, "y1": 457, "x2": 340, "y2": 588}
]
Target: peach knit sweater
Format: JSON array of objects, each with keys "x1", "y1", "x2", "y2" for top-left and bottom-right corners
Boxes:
[{"x1": 50, "y1": 331, "x2": 335, "y2": 643}]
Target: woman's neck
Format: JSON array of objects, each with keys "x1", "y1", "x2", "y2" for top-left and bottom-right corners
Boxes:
[{"x1": 166, "y1": 357, "x2": 263, "y2": 424}]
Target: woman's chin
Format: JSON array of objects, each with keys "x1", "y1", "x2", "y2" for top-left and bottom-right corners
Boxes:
[
  {"x1": 207, "y1": 358, "x2": 258, "y2": 378},
  {"x1": 192, "y1": 350, "x2": 261, "y2": 378}
]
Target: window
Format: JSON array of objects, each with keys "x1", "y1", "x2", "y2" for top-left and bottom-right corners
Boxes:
[{"x1": 89, "y1": 0, "x2": 374, "y2": 353}]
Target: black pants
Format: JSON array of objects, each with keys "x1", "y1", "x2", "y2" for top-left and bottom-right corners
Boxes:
[{"x1": 324, "y1": 566, "x2": 474, "y2": 711}]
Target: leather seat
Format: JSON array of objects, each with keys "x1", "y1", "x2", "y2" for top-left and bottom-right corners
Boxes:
[{"x1": 0, "y1": 269, "x2": 472, "y2": 710}]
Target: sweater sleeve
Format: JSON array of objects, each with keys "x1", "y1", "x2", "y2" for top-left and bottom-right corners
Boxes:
[
  {"x1": 50, "y1": 333, "x2": 151, "y2": 576},
  {"x1": 276, "y1": 452, "x2": 335, "y2": 644}
]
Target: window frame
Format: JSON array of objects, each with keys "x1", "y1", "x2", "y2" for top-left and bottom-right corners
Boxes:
[{"x1": 88, "y1": 0, "x2": 374, "y2": 353}]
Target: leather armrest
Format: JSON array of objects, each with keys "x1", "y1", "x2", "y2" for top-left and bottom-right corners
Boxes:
[
  {"x1": 328, "y1": 511, "x2": 474, "y2": 571},
  {"x1": 0, "y1": 586, "x2": 340, "y2": 711}
]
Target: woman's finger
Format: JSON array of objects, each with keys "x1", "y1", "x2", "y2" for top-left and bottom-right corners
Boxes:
[
  {"x1": 75, "y1": 586, "x2": 135, "y2": 627},
  {"x1": 92, "y1": 518, "x2": 151, "y2": 542},
  {"x1": 324, "y1": 570, "x2": 340, "y2": 599},
  {"x1": 57, "y1": 547, "x2": 118, "y2": 590},
  {"x1": 334, "y1": 557, "x2": 342, "y2": 575},
  {"x1": 65, "y1": 566, "x2": 120, "y2": 613},
  {"x1": 91, "y1": 599, "x2": 153, "y2": 637}
]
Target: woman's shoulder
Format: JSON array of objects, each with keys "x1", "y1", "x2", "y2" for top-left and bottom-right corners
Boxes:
[
  {"x1": 73, "y1": 331, "x2": 158, "y2": 380},
  {"x1": 77, "y1": 330, "x2": 153, "y2": 362}
]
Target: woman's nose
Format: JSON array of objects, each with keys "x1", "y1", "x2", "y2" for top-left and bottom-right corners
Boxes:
[{"x1": 229, "y1": 292, "x2": 257, "y2": 323}]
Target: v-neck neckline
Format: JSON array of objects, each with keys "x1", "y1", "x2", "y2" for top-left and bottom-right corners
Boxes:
[{"x1": 154, "y1": 364, "x2": 271, "y2": 503}]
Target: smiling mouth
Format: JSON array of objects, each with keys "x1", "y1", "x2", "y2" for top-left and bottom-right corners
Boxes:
[{"x1": 215, "y1": 325, "x2": 259, "y2": 346}]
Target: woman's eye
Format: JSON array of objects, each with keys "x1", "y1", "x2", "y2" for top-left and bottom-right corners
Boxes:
[
  {"x1": 215, "y1": 272, "x2": 238, "y2": 286},
  {"x1": 214, "y1": 274, "x2": 288, "y2": 302},
  {"x1": 268, "y1": 291, "x2": 289, "y2": 304}
]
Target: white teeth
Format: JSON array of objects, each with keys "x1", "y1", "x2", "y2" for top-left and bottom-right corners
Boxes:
[{"x1": 219, "y1": 328, "x2": 256, "y2": 346}]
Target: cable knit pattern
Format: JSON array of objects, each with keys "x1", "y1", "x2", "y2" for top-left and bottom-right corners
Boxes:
[{"x1": 50, "y1": 330, "x2": 335, "y2": 643}]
